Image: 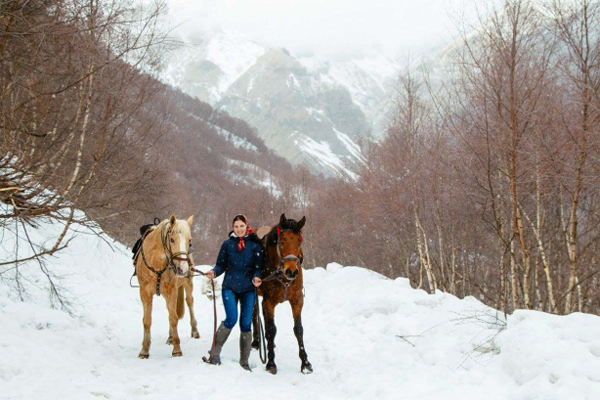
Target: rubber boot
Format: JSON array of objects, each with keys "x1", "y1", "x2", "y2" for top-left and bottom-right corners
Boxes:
[
  {"x1": 239, "y1": 331, "x2": 252, "y2": 371},
  {"x1": 205, "y1": 322, "x2": 231, "y2": 365}
]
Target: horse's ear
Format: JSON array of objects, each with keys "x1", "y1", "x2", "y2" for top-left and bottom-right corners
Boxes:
[
  {"x1": 279, "y1": 213, "x2": 287, "y2": 226},
  {"x1": 298, "y1": 216, "x2": 306, "y2": 230},
  {"x1": 186, "y1": 215, "x2": 194, "y2": 227},
  {"x1": 169, "y1": 214, "x2": 176, "y2": 226}
]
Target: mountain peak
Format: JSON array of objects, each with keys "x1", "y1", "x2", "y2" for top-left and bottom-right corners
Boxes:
[{"x1": 162, "y1": 30, "x2": 396, "y2": 176}]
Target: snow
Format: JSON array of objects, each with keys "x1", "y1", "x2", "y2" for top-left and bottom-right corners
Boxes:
[
  {"x1": 293, "y1": 132, "x2": 358, "y2": 180},
  {"x1": 352, "y1": 55, "x2": 397, "y2": 88},
  {"x1": 224, "y1": 158, "x2": 281, "y2": 196},
  {"x1": 213, "y1": 125, "x2": 258, "y2": 152},
  {"x1": 299, "y1": 54, "x2": 396, "y2": 116},
  {"x1": 2, "y1": 218, "x2": 600, "y2": 400},
  {"x1": 333, "y1": 128, "x2": 365, "y2": 163},
  {"x1": 286, "y1": 73, "x2": 302, "y2": 91},
  {"x1": 305, "y1": 107, "x2": 325, "y2": 122},
  {"x1": 161, "y1": 30, "x2": 266, "y2": 101},
  {"x1": 204, "y1": 32, "x2": 267, "y2": 94}
]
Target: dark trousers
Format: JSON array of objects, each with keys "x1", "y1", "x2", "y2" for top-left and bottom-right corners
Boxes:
[{"x1": 222, "y1": 288, "x2": 256, "y2": 332}]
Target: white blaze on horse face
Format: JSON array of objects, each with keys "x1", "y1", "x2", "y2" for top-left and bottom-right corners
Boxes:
[{"x1": 178, "y1": 233, "x2": 189, "y2": 273}]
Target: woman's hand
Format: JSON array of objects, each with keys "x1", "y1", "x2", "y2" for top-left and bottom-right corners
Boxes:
[
  {"x1": 206, "y1": 270, "x2": 215, "y2": 279},
  {"x1": 253, "y1": 277, "x2": 262, "y2": 287}
]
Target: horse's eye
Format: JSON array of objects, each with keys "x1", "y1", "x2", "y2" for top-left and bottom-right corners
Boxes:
[{"x1": 170, "y1": 238, "x2": 175, "y2": 243}]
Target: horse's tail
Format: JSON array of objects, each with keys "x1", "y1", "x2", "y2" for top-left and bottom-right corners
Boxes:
[{"x1": 177, "y1": 285, "x2": 185, "y2": 320}]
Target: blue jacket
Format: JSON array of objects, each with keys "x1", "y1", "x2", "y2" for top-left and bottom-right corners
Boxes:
[{"x1": 213, "y1": 232, "x2": 263, "y2": 293}]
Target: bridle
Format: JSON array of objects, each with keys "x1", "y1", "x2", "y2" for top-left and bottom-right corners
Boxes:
[
  {"x1": 140, "y1": 221, "x2": 192, "y2": 296},
  {"x1": 160, "y1": 222, "x2": 192, "y2": 276},
  {"x1": 276, "y1": 239, "x2": 302, "y2": 270},
  {"x1": 262, "y1": 228, "x2": 303, "y2": 301}
]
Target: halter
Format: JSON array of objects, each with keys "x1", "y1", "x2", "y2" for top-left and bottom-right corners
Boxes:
[
  {"x1": 276, "y1": 239, "x2": 302, "y2": 267},
  {"x1": 274, "y1": 228, "x2": 303, "y2": 270},
  {"x1": 140, "y1": 221, "x2": 192, "y2": 296},
  {"x1": 263, "y1": 228, "x2": 303, "y2": 301}
]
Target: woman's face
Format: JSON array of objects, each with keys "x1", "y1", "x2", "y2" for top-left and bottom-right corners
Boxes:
[{"x1": 233, "y1": 220, "x2": 247, "y2": 237}]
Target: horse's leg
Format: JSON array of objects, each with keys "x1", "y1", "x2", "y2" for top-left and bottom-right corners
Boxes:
[
  {"x1": 251, "y1": 299, "x2": 260, "y2": 349},
  {"x1": 139, "y1": 288, "x2": 153, "y2": 359},
  {"x1": 291, "y1": 297, "x2": 312, "y2": 374},
  {"x1": 185, "y1": 278, "x2": 200, "y2": 339},
  {"x1": 166, "y1": 290, "x2": 183, "y2": 357},
  {"x1": 263, "y1": 299, "x2": 278, "y2": 374}
]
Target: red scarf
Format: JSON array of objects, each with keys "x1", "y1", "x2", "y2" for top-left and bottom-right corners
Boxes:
[{"x1": 237, "y1": 227, "x2": 254, "y2": 251}]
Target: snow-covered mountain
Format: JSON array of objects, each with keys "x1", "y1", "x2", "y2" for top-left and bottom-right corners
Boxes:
[
  {"x1": 2, "y1": 217, "x2": 600, "y2": 399},
  {"x1": 162, "y1": 31, "x2": 397, "y2": 177}
]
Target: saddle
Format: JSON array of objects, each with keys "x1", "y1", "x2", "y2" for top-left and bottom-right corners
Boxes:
[
  {"x1": 131, "y1": 218, "x2": 161, "y2": 273},
  {"x1": 256, "y1": 225, "x2": 272, "y2": 240}
]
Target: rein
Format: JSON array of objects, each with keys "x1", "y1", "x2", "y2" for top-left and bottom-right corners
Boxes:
[
  {"x1": 261, "y1": 270, "x2": 294, "y2": 301},
  {"x1": 201, "y1": 277, "x2": 219, "y2": 365},
  {"x1": 184, "y1": 266, "x2": 219, "y2": 366},
  {"x1": 255, "y1": 288, "x2": 268, "y2": 364}
]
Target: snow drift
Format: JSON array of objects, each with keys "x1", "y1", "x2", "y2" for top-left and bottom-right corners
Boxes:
[{"x1": 1, "y1": 220, "x2": 599, "y2": 399}]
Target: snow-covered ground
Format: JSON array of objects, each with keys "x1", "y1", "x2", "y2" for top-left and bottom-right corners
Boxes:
[{"x1": 2, "y1": 219, "x2": 600, "y2": 399}]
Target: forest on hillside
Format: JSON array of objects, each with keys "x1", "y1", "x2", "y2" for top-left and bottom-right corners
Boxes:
[
  {"x1": 0, "y1": 0, "x2": 296, "y2": 299},
  {"x1": 2, "y1": 0, "x2": 600, "y2": 317},
  {"x1": 305, "y1": 0, "x2": 600, "y2": 316}
]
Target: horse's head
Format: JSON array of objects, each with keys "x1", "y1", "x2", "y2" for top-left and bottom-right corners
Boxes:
[
  {"x1": 273, "y1": 213, "x2": 305, "y2": 280},
  {"x1": 164, "y1": 214, "x2": 194, "y2": 277}
]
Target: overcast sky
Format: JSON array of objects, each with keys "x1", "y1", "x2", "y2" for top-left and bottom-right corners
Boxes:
[{"x1": 163, "y1": 0, "x2": 483, "y2": 60}]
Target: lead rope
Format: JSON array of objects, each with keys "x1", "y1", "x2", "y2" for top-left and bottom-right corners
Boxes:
[
  {"x1": 254, "y1": 288, "x2": 268, "y2": 364},
  {"x1": 202, "y1": 278, "x2": 218, "y2": 364}
]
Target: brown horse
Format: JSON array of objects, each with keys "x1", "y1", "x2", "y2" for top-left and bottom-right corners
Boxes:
[
  {"x1": 135, "y1": 214, "x2": 199, "y2": 358},
  {"x1": 252, "y1": 213, "x2": 312, "y2": 374}
]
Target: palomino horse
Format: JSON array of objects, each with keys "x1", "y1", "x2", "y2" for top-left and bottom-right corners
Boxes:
[
  {"x1": 135, "y1": 214, "x2": 199, "y2": 358},
  {"x1": 252, "y1": 213, "x2": 312, "y2": 374}
]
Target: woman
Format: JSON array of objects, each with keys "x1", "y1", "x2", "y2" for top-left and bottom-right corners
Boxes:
[{"x1": 205, "y1": 214, "x2": 263, "y2": 370}]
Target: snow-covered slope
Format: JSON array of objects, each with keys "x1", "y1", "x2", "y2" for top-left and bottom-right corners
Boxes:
[
  {"x1": 163, "y1": 31, "x2": 267, "y2": 104},
  {"x1": 162, "y1": 31, "x2": 396, "y2": 177},
  {"x1": 2, "y1": 220, "x2": 600, "y2": 399}
]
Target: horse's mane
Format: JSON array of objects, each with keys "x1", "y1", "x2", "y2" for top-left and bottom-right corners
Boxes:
[
  {"x1": 264, "y1": 218, "x2": 303, "y2": 246},
  {"x1": 160, "y1": 218, "x2": 191, "y2": 236}
]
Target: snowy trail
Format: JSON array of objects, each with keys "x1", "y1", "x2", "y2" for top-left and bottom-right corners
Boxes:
[{"x1": 1, "y1": 222, "x2": 600, "y2": 399}]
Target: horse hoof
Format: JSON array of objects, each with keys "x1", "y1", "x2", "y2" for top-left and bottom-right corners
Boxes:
[
  {"x1": 301, "y1": 363, "x2": 313, "y2": 374},
  {"x1": 192, "y1": 332, "x2": 200, "y2": 339},
  {"x1": 240, "y1": 363, "x2": 251, "y2": 371},
  {"x1": 172, "y1": 351, "x2": 183, "y2": 357},
  {"x1": 266, "y1": 364, "x2": 277, "y2": 375},
  {"x1": 138, "y1": 353, "x2": 149, "y2": 359},
  {"x1": 251, "y1": 340, "x2": 259, "y2": 350},
  {"x1": 202, "y1": 356, "x2": 221, "y2": 365}
]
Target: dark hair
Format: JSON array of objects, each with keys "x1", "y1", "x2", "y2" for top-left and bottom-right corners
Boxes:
[{"x1": 232, "y1": 214, "x2": 248, "y2": 226}]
